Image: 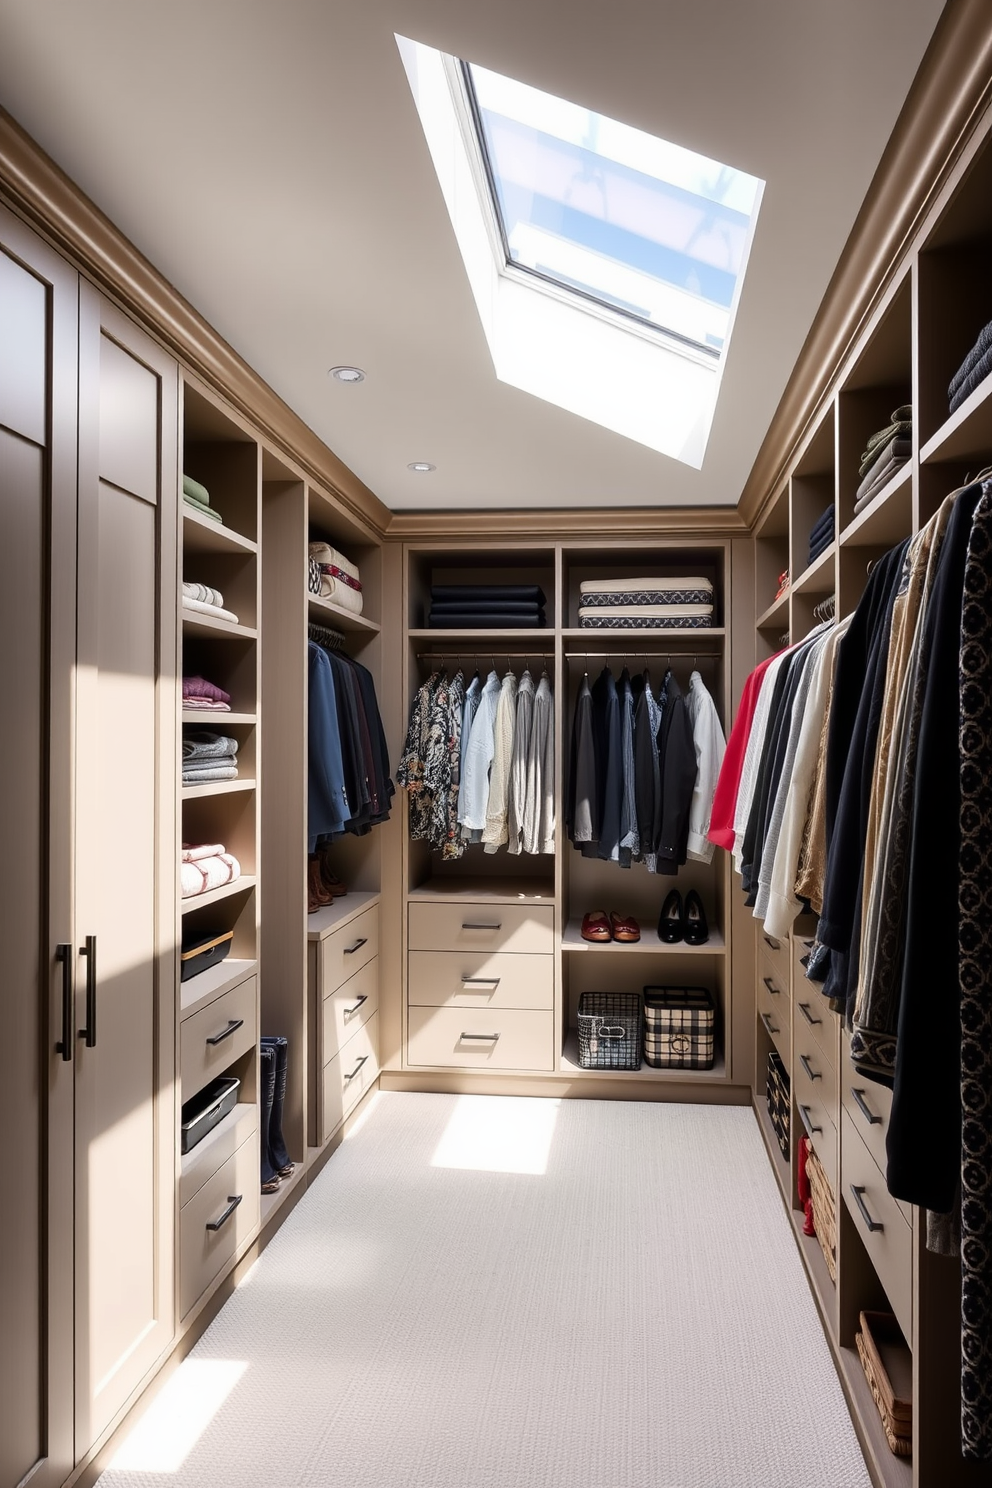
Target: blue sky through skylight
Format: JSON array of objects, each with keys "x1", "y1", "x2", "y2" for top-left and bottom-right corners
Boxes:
[{"x1": 467, "y1": 63, "x2": 763, "y2": 353}]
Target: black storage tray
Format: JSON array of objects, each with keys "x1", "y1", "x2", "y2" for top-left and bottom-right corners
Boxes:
[
  {"x1": 181, "y1": 1075, "x2": 240, "y2": 1154},
  {"x1": 180, "y1": 928, "x2": 234, "y2": 983}
]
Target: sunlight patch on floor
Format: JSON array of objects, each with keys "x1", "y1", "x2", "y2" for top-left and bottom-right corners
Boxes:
[
  {"x1": 431, "y1": 1094, "x2": 560, "y2": 1175},
  {"x1": 107, "y1": 1359, "x2": 248, "y2": 1473}
]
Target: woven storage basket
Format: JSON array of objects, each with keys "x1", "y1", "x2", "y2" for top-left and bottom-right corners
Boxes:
[
  {"x1": 642, "y1": 986, "x2": 715, "y2": 1069},
  {"x1": 805, "y1": 1143, "x2": 837, "y2": 1283},
  {"x1": 856, "y1": 1314, "x2": 912, "y2": 1457},
  {"x1": 765, "y1": 1051, "x2": 790, "y2": 1158},
  {"x1": 576, "y1": 991, "x2": 642, "y2": 1071}
]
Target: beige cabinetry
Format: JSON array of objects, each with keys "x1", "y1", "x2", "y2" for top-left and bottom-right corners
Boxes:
[{"x1": 308, "y1": 896, "x2": 381, "y2": 1144}]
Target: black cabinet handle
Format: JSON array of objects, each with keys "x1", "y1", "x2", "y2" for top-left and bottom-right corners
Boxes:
[
  {"x1": 759, "y1": 1011, "x2": 779, "y2": 1038},
  {"x1": 797, "y1": 1000, "x2": 822, "y2": 1026},
  {"x1": 461, "y1": 977, "x2": 500, "y2": 989},
  {"x1": 56, "y1": 943, "x2": 74, "y2": 1061},
  {"x1": 798, "y1": 1103, "x2": 822, "y2": 1138},
  {"x1": 799, "y1": 1053, "x2": 820, "y2": 1081},
  {"x1": 78, "y1": 934, "x2": 97, "y2": 1048},
  {"x1": 206, "y1": 1018, "x2": 244, "y2": 1046},
  {"x1": 344, "y1": 994, "x2": 368, "y2": 1018},
  {"x1": 851, "y1": 1086, "x2": 882, "y2": 1126},
  {"x1": 462, "y1": 922, "x2": 502, "y2": 931},
  {"x1": 206, "y1": 1194, "x2": 243, "y2": 1232},
  {"x1": 762, "y1": 976, "x2": 780, "y2": 996},
  {"x1": 459, "y1": 1031, "x2": 500, "y2": 1042},
  {"x1": 344, "y1": 937, "x2": 367, "y2": 956},
  {"x1": 343, "y1": 1054, "x2": 368, "y2": 1083},
  {"x1": 850, "y1": 1184, "x2": 884, "y2": 1234}
]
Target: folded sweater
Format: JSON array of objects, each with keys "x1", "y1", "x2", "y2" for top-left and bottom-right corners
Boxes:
[
  {"x1": 183, "y1": 493, "x2": 222, "y2": 524},
  {"x1": 949, "y1": 320, "x2": 992, "y2": 404},
  {"x1": 183, "y1": 474, "x2": 211, "y2": 506},
  {"x1": 182, "y1": 594, "x2": 240, "y2": 625},
  {"x1": 432, "y1": 584, "x2": 546, "y2": 604},
  {"x1": 182, "y1": 763, "x2": 239, "y2": 784},
  {"x1": 182, "y1": 731, "x2": 239, "y2": 761},
  {"x1": 182, "y1": 675, "x2": 231, "y2": 704}
]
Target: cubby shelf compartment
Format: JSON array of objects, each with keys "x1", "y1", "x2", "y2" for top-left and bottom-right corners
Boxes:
[
  {"x1": 409, "y1": 876, "x2": 555, "y2": 903},
  {"x1": 836, "y1": 1346, "x2": 914, "y2": 1488},
  {"x1": 182, "y1": 711, "x2": 256, "y2": 725},
  {"x1": 182, "y1": 506, "x2": 258, "y2": 555},
  {"x1": 920, "y1": 374, "x2": 992, "y2": 466},
  {"x1": 791, "y1": 545, "x2": 836, "y2": 594},
  {"x1": 179, "y1": 1102, "x2": 257, "y2": 1192},
  {"x1": 259, "y1": 1162, "x2": 306, "y2": 1228},
  {"x1": 755, "y1": 591, "x2": 790, "y2": 631},
  {"x1": 306, "y1": 889, "x2": 381, "y2": 942},
  {"x1": 181, "y1": 779, "x2": 256, "y2": 801},
  {"x1": 560, "y1": 1033, "x2": 727, "y2": 1082},
  {"x1": 180, "y1": 958, "x2": 259, "y2": 1020},
  {"x1": 180, "y1": 875, "x2": 257, "y2": 915},
  {"x1": 307, "y1": 593, "x2": 380, "y2": 634},
  {"x1": 561, "y1": 920, "x2": 726, "y2": 954},
  {"x1": 181, "y1": 610, "x2": 257, "y2": 640},
  {"x1": 839, "y1": 463, "x2": 913, "y2": 548}
]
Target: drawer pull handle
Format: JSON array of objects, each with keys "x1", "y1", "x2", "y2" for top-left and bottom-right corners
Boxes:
[
  {"x1": 79, "y1": 934, "x2": 97, "y2": 1048},
  {"x1": 799, "y1": 1053, "x2": 821, "y2": 1082},
  {"x1": 344, "y1": 937, "x2": 367, "y2": 956},
  {"x1": 762, "y1": 976, "x2": 780, "y2": 997},
  {"x1": 56, "y1": 943, "x2": 74, "y2": 1061},
  {"x1": 759, "y1": 1012, "x2": 779, "y2": 1038},
  {"x1": 461, "y1": 977, "x2": 500, "y2": 989},
  {"x1": 206, "y1": 1018, "x2": 244, "y2": 1046},
  {"x1": 850, "y1": 1184, "x2": 884, "y2": 1234},
  {"x1": 344, "y1": 994, "x2": 368, "y2": 1018},
  {"x1": 851, "y1": 1086, "x2": 882, "y2": 1126},
  {"x1": 459, "y1": 1032, "x2": 500, "y2": 1042},
  {"x1": 462, "y1": 922, "x2": 502, "y2": 931},
  {"x1": 206, "y1": 1194, "x2": 242, "y2": 1232},
  {"x1": 798, "y1": 1104, "x2": 822, "y2": 1138},
  {"x1": 343, "y1": 1054, "x2": 368, "y2": 1083},
  {"x1": 798, "y1": 1000, "x2": 822, "y2": 1026}
]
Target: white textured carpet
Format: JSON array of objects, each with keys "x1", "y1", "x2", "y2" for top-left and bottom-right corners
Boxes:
[{"x1": 100, "y1": 1093, "x2": 870, "y2": 1488}]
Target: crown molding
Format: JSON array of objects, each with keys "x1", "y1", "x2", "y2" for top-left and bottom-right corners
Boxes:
[
  {"x1": 384, "y1": 505, "x2": 749, "y2": 542},
  {"x1": 738, "y1": 0, "x2": 992, "y2": 529},
  {"x1": 0, "y1": 105, "x2": 392, "y2": 539}
]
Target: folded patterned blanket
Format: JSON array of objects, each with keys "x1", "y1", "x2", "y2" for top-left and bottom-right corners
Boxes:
[
  {"x1": 182, "y1": 763, "x2": 239, "y2": 784},
  {"x1": 579, "y1": 586, "x2": 713, "y2": 607},
  {"x1": 182, "y1": 731, "x2": 239, "y2": 761},
  {"x1": 182, "y1": 675, "x2": 232, "y2": 704},
  {"x1": 182, "y1": 594, "x2": 241, "y2": 625},
  {"x1": 579, "y1": 575, "x2": 713, "y2": 597},
  {"x1": 180, "y1": 851, "x2": 241, "y2": 898},
  {"x1": 309, "y1": 541, "x2": 361, "y2": 585},
  {"x1": 183, "y1": 474, "x2": 211, "y2": 506},
  {"x1": 579, "y1": 612, "x2": 714, "y2": 629}
]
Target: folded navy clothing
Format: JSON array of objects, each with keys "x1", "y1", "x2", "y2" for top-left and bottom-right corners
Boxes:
[
  {"x1": 428, "y1": 601, "x2": 542, "y2": 617},
  {"x1": 950, "y1": 341, "x2": 992, "y2": 414},
  {"x1": 808, "y1": 507, "x2": 835, "y2": 542},
  {"x1": 430, "y1": 584, "x2": 547, "y2": 605},
  {"x1": 428, "y1": 612, "x2": 547, "y2": 628},
  {"x1": 949, "y1": 318, "x2": 992, "y2": 404},
  {"x1": 807, "y1": 533, "x2": 834, "y2": 565}
]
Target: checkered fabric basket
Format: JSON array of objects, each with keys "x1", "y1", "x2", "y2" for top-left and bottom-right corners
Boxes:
[
  {"x1": 576, "y1": 991, "x2": 642, "y2": 1071},
  {"x1": 766, "y1": 1051, "x2": 790, "y2": 1158},
  {"x1": 642, "y1": 986, "x2": 715, "y2": 1069}
]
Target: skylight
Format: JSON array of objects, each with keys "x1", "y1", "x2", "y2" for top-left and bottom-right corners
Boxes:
[{"x1": 464, "y1": 63, "x2": 762, "y2": 358}]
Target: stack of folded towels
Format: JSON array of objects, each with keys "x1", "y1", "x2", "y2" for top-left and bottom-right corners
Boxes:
[
  {"x1": 183, "y1": 474, "x2": 223, "y2": 526},
  {"x1": 578, "y1": 576, "x2": 715, "y2": 629},
  {"x1": 428, "y1": 584, "x2": 546, "y2": 628},
  {"x1": 855, "y1": 405, "x2": 912, "y2": 516},
  {"x1": 807, "y1": 506, "x2": 835, "y2": 566},
  {"x1": 949, "y1": 318, "x2": 992, "y2": 415},
  {"x1": 182, "y1": 730, "x2": 239, "y2": 786},
  {"x1": 308, "y1": 542, "x2": 363, "y2": 616},
  {"x1": 181, "y1": 842, "x2": 241, "y2": 898},
  {"x1": 182, "y1": 676, "x2": 232, "y2": 713},
  {"x1": 182, "y1": 581, "x2": 239, "y2": 625}
]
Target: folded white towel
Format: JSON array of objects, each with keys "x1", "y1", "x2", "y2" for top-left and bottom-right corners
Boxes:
[
  {"x1": 579, "y1": 576, "x2": 713, "y2": 596},
  {"x1": 182, "y1": 842, "x2": 226, "y2": 862},
  {"x1": 319, "y1": 574, "x2": 364, "y2": 615},
  {"x1": 180, "y1": 852, "x2": 241, "y2": 898},
  {"x1": 182, "y1": 594, "x2": 240, "y2": 625},
  {"x1": 182, "y1": 580, "x2": 226, "y2": 608},
  {"x1": 309, "y1": 541, "x2": 361, "y2": 585}
]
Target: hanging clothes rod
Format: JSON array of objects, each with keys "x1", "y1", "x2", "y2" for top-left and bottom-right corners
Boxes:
[
  {"x1": 565, "y1": 651, "x2": 722, "y2": 660},
  {"x1": 309, "y1": 621, "x2": 347, "y2": 650},
  {"x1": 416, "y1": 652, "x2": 554, "y2": 662}
]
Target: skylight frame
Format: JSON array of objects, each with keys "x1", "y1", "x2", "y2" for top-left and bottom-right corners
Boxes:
[{"x1": 453, "y1": 58, "x2": 759, "y2": 365}]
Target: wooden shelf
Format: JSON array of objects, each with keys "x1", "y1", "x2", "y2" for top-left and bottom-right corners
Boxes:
[
  {"x1": 409, "y1": 627, "x2": 550, "y2": 643},
  {"x1": 181, "y1": 608, "x2": 257, "y2": 640},
  {"x1": 561, "y1": 919, "x2": 725, "y2": 953},
  {"x1": 561, "y1": 627, "x2": 725, "y2": 643},
  {"x1": 182, "y1": 505, "x2": 257, "y2": 554},
  {"x1": 180, "y1": 874, "x2": 257, "y2": 915},
  {"x1": 837, "y1": 1344, "x2": 913, "y2": 1488},
  {"x1": 920, "y1": 370, "x2": 992, "y2": 465},
  {"x1": 307, "y1": 889, "x2": 381, "y2": 942},
  {"x1": 181, "y1": 778, "x2": 256, "y2": 800},
  {"x1": 756, "y1": 590, "x2": 790, "y2": 630},
  {"x1": 792, "y1": 544, "x2": 836, "y2": 594},
  {"x1": 409, "y1": 876, "x2": 555, "y2": 903},
  {"x1": 182, "y1": 710, "x2": 256, "y2": 725},
  {"x1": 180, "y1": 957, "x2": 258, "y2": 1020},
  {"x1": 259, "y1": 1160, "x2": 306, "y2": 1228},
  {"x1": 790, "y1": 1205, "x2": 837, "y2": 1321},
  {"x1": 840, "y1": 463, "x2": 913, "y2": 547},
  {"x1": 560, "y1": 1032, "x2": 726, "y2": 1082},
  {"x1": 308, "y1": 593, "x2": 380, "y2": 633}
]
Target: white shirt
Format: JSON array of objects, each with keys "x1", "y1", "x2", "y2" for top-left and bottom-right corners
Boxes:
[{"x1": 685, "y1": 670, "x2": 727, "y2": 863}]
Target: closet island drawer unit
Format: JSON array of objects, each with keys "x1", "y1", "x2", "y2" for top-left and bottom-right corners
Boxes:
[
  {"x1": 309, "y1": 895, "x2": 381, "y2": 1144},
  {"x1": 409, "y1": 902, "x2": 554, "y2": 955},
  {"x1": 321, "y1": 1012, "x2": 380, "y2": 1139},
  {"x1": 322, "y1": 957, "x2": 379, "y2": 1063},
  {"x1": 180, "y1": 974, "x2": 257, "y2": 1100},
  {"x1": 319, "y1": 904, "x2": 379, "y2": 993},
  {"x1": 407, "y1": 1006, "x2": 555, "y2": 1071},
  {"x1": 408, "y1": 950, "x2": 553, "y2": 1010},
  {"x1": 180, "y1": 1128, "x2": 260, "y2": 1320},
  {"x1": 841, "y1": 1109, "x2": 913, "y2": 1343}
]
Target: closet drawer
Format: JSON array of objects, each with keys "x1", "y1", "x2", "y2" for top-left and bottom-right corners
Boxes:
[
  {"x1": 794, "y1": 1025, "x2": 838, "y2": 1124},
  {"x1": 407, "y1": 1006, "x2": 554, "y2": 1071},
  {"x1": 322, "y1": 956, "x2": 378, "y2": 1064},
  {"x1": 798, "y1": 1101, "x2": 838, "y2": 1193},
  {"x1": 409, "y1": 902, "x2": 554, "y2": 955},
  {"x1": 321, "y1": 1012, "x2": 379, "y2": 1143},
  {"x1": 841, "y1": 1068, "x2": 912, "y2": 1225},
  {"x1": 759, "y1": 929, "x2": 790, "y2": 984},
  {"x1": 794, "y1": 986, "x2": 837, "y2": 1070},
  {"x1": 842, "y1": 1109, "x2": 913, "y2": 1343},
  {"x1": 320, "y1": 906, "x2": 379, "y2": 995},
  {"x1": 180, "y1": 975, "x2": 257, "y2": 1102},
  {"x1": 408, "y1": 950, "x2": 554, "y2": 1010},
  {"x1": 180, "y1": 1128, "x2": 259, "y2": 1320},
  {"x1": 757, "y1": 970, "x2": 789, "y2": 1068}
]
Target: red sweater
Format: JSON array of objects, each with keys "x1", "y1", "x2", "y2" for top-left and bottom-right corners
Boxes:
[{"x1": 707, "y1": 652, "x2": 783, "y2": 851}]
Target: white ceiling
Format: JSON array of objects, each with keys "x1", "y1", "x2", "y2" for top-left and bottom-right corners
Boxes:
[{"x1": 0, "y1": 0, "x2": 946, "y2": 511}]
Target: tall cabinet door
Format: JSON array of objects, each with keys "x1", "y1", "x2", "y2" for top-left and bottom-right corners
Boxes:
[
  {"x1": 73, "y1": 287, "x2": 178, "y2": 1454},
  {"x1": 0, "y1": 206, "x2": 78, "y2": 1488}
]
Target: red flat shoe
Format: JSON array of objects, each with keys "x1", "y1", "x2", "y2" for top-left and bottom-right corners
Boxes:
[
  {"x1": 610, "y1": 911, "x2": 641, "y2": 943},
  {"x1": 581, "y1": 910, "x2": 612, "y2": 943}
]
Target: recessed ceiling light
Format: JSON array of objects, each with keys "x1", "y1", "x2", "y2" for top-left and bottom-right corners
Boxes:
[
  {"x1": 328, "y1": 365, "x2": 365, "y2": 383},
  {"x1": 407, "y1": 461, "x2": 436, "y2": 472}
]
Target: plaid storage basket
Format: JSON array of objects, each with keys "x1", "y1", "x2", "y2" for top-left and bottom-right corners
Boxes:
[
  {"x1": 576, "y1": 991, "x2": 642, "y2": 1071},
  {"x1": 642, "y1": 986, "x2": 715, "y2": 1069},
  {"x1": 766, "y1": 1050, "x2": 790, "y2": 1158}
]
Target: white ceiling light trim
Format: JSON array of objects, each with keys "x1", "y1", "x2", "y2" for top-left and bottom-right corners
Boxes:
[{"x1": 396, "y1": 34, "x2": 763, "y2": 467}]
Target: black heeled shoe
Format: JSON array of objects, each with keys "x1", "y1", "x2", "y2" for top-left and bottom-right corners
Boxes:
[
  {"x1": 683, "y1": 890, "x2": 709, "y2": 946},
  {"x1": 658, "y1": 889, "x2": 683, "y2": 943}
]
